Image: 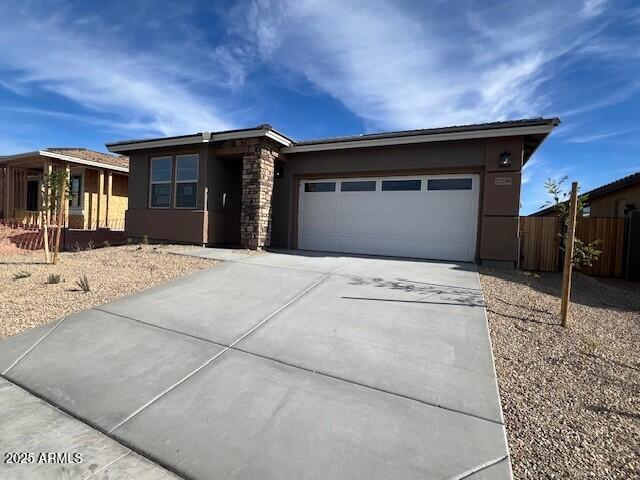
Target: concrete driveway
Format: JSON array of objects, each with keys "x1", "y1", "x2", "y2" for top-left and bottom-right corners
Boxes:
[{"x1": 0, "y1": 249, "x2": 512, "y2": 479}]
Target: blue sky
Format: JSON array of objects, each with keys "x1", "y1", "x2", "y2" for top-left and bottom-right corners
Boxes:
[{"x1": 0, "y1": 0, "x2": 638, "y2": 214}]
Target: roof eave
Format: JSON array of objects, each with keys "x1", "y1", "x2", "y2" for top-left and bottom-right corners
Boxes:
[
  {"x1": 282, "y1": 122, "x2": 558, "y2": 154},
  {"x1": 0, "y1": 150, "x2": 128, "y2": 173},
  {"x1": 106, "y1": 127, "x2": 292, "y2": 153}
]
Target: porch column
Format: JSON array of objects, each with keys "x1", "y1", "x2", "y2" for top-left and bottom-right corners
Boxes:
[
  {"x1": 97, "y1": 169, "x2": 104, "y2": 228},
  {"x1": 42, "y1": 158, "x2": 52, "y2": 226},
  {"x1": 2, "y1": 167, "x2": 8, "y2": 219},
  {"x1": 240, "y1": 143, "x2": 277, "y2": 249},
  {"x1": 6, "y1": 166, "x2": 13, "y2": 219},
  {"x1": 105, "y1": 171, "x2": 112, "y2": 228},
  {"x1": 64, "y1": 163, "x2": 70, "y2": 227}
]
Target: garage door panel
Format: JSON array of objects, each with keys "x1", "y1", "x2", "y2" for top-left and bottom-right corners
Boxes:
[{"x1": 299, "y1": 175, "x2": 479, "y2": 262}]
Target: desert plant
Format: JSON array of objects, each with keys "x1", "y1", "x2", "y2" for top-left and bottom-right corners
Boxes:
[
  {"x1": 126, "y1": 237, "x2": 133, "y2": 246},
  {"x1": 46, "y1": 273, "x2": 61, "y2": 284},
  {"x1": 142, "y1": 234, "x2": 149, "y2": 245},
  {"x1": 103, "y1": 240, "x2": 110, "y2": 248},
  {"x1": 543, "y1": 176, "x2": 602, "y2": 268},
  {"x1": 582, "y1": 337, "x2": 600, "y2": 353},
  {"x1": 76, "y1": 275, "x2": 91, "y2": 293},
  {"x1": 13, "y1": 271, "x2": 31, "y2": 280},
  {"x1": 86, "y1": 240, "x2": 94, "y2": 250}
]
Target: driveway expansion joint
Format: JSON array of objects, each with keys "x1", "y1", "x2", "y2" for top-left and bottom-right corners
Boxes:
[
  {"x1": 108, "y1": 263, "x2": 350, "y2": 434},
  {"x1": 1, "y1": 316, "x2": 67, "y2": 375},
  {"x1": 92, "y1": 307, "x2": 229, "y2": 349},
  {"x1": 0, "y1": 376, "x2": 190, "y2": 480},
  {"x1": 230, "y1": 345, "x2": 505, "y2": 427},
  {"x1": 454, "y1": 455, "x2": 510, "y2": 479}
]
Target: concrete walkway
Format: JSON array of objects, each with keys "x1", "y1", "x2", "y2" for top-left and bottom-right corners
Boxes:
[{"x1": 0, "y1": 248, "x2": 512, "y2": 479}]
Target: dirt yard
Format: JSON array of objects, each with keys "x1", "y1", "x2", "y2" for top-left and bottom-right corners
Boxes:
[
  {"x1": 479, "y1": 267, "x2": 639, "y2": 479},
  {"x1": 0, "y1": 245, "x2": 216, "y2": 339}
]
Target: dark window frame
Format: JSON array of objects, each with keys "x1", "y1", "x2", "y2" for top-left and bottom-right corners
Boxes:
[
  {"x1": 381, "y1": 179, "x2": 422, "y2": 191},
  {"x1": 340, "y1": 180, "x2": 377, "y2": 192},
  {"x1": 69, "y1": 174, "x2": 83, "y2": 209},
  {"x1": 305, "y1": 182, "x2": 336, "y2": 193},
  {"x1": 427, "y1": 178, "x2": 473, "y2": 191},
  {"x1": 149, "y1": 156, "x2": 173, "y2": 209},
  {"x1": 174, "y1": 154, "x2": 199, "y2": 209}
]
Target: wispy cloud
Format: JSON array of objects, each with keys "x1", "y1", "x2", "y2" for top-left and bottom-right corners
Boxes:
[
  {"x1": 0, "y1": 2, "x2": 234, "y2": 137},
  {"x1": 220, "y1": 0, "x2": 633, "y2": 131},
  {"x1": 566, "y1": 126, "x2": 640, "y2": 143}
]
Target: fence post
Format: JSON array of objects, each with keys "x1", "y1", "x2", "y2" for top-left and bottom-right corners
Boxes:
[{"x1": 560, "y1": 182, "x2": 578, "y2": 327}]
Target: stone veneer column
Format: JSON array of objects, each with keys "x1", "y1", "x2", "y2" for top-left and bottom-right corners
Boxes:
[{"x1": 241, "y1": 144, "x2": 276, "y2": 249}]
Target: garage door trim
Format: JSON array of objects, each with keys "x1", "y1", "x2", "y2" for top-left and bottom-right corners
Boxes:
[{"x1": 296, "y1": 173, "x2": 481, "y2": 261}]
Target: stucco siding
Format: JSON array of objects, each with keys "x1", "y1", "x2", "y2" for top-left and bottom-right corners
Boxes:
[{"x1": 589, "y1": 183, "x2": 640, "y2": 217}]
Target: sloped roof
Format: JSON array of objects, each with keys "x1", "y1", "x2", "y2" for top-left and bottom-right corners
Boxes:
[
  {"x1": 531, "y1": 171, "x2": 640, "y2": 216},
  {"x1": 293, "y1": 118, "x2": 560, "y2": 146},
  {"x1": 44, "y1": 148, "x2": 129, "y2": 169},
  {"x1": 0, "y1": 148, "x2": 129, "y2": 172}
]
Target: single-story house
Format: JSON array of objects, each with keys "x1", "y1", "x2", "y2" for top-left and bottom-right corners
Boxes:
[
  {"x1": 532, "y1": 171, "x2": 640, "y2": 218},
  {"x1": 0, "y1": 148, "x2": 129, "y2": 229},
  {"x1": 106, "y1": 118, "x2": 559, "y2": 266}
]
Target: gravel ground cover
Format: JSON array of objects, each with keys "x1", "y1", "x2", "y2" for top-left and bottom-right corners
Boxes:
[
  {"x1": 0, "y1": 245, "x2": 217, "y2": 339},
  {"x1": 479, "y1": 267, "x2": 639, "y2": 479}
]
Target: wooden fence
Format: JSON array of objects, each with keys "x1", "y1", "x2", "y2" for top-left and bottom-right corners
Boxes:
[
  {"x1": 575, "y1": 217, "x2": 626, "y2": 277},
  {"x1": 519, "y1": 216, "x2": 627, "y2": 277},
  {"x1": 519, "y1": 216, "x2": 561, "y2": 272}
]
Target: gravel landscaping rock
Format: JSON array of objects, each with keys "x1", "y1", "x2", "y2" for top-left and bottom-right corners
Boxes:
[
  {"x1": 0, "y1": 245, "x2": 216, "y2": 339},
  {"x1": 479, "y1": 267, "x2": 639, "y2": 480}
]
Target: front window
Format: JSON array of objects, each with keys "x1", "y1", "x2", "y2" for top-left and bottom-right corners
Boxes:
[
  {"x1": 150, "y1": 157, "x2": 172, "y2": 208},
  {"x1": 175, "y1": 154, "x2": 199, "y2": 208},
  {"x1": 69, "y1": 175, "x2": 82, "y2": 208}
]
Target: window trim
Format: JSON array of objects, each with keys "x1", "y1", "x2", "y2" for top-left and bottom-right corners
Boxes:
[
  {"x1": 174, "y1": 154, "x2": 199, "y2": 209},
  {"x1": 68, "y1": 170, "x2": 84, "y2": 211},
  {"x1": 149, "y1": 156, "x2": 173, "y2": 209}
]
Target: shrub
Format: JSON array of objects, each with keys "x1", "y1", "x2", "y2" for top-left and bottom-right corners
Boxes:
[
  {"x1": 127, "y1": 237, "x2": 133, "y2": 246},
  {"x1": 103, "y1": 240, "x2": 110, "y2": 248},
  {"x1": 86, "y1": 240, "x2": 94, "y2": 250},
  {"x1": 46, "y1": 274, "x2": 61, "y2": 284},
  {"x1": 142, "y1": 234, "x2": 149, "y2": 245},
  {"x1": 543, "y1": 176, "x2": 602, "y2": 268},
  {"x1": 13, "y1": 271, "x2": 31, "y2": 281},
  {"x1": 76, "y1": 275, "x2": 90, "y2": 293}
]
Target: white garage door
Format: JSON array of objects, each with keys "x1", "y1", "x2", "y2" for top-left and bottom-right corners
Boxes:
[{"x1": 297, "y1": 174, "x2": 479, "y2": 261}]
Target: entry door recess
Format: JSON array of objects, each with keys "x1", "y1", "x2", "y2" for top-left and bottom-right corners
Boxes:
[{"x1": 297, "y1": 174, "x2": 480, "y2": 261}]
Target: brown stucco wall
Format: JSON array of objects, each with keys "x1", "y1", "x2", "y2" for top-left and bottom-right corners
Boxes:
[
  {"x1": 122, "y1": 134, "x2": 528, "y2": 262},
  {"x1": 589, "y1": 183, "x2": 640, "y2": 217},
  {"x1": 126, "y1": 144, "x2": 209, "y2": 243},
  {"x1": 480, "y1": 137, "x2": 524, "y2": 262},
  {"x1": 125, "y1": 209, "x2": 206, "y2": 243}
]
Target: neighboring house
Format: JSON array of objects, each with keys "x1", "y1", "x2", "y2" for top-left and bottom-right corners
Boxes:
[
  {"x1": 532, "y1": 171, "x2": 640, "y2": 218},
  {"x1": 107, "y1": 118, "x2": 559, "y2": 266},
  {"x1": 0, "y1": 148, "x2": 129, "y2": 229}
]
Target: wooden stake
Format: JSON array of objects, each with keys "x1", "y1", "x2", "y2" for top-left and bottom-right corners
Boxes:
[
  {"x1": 560, "y1": 181, "x2": 579, "y2": 327},
  {"x1": 42, "y1": 159, "x2": 51, "y2": 264},
  {"x1": 52, "y1": 164, "x2": 69, "y2": 265}
]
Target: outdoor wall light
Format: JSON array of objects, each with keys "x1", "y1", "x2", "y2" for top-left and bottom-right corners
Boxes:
[
  {"x1": 498, "y1": 151, "x2": 511, "y2": 168},
  {"x1": 275, "y1": 162, "x2": 284, "y2": 178}
]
